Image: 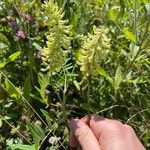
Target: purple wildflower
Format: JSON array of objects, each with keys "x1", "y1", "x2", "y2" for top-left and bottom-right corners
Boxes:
[
  {"x1": 16, "y1": 30, "x2": 26, "y2": 39},
  {"x1": 8, "y1": 21, "x2": 18, "y2": 29}
]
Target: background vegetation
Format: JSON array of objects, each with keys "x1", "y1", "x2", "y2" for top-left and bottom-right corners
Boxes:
[{"x1": 0, "y1": 0, "x2": 150, "y2": 149}]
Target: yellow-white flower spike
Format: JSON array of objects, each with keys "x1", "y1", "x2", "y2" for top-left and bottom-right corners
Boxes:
[
  {"x1": 76, "y1": 26, "x2": 111, "y2": 77},
  {"x1": 41, "y1": 0, "x2": 72, "y2": 73}
]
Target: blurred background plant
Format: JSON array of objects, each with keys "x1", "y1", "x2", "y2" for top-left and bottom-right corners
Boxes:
[{"x1": 0, "y1": 0, "x2": 150, "y2": 149}]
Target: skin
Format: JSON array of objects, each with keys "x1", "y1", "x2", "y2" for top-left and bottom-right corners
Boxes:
[{"x1": 69, "y1": 115, "x2": 145, "y2": 150}]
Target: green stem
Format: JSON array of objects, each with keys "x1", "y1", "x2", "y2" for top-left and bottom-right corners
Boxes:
[{"x1": 87, "y1": 78, "x2": 91, "y2": 114}]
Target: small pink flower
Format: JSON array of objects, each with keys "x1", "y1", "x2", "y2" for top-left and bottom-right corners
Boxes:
[{"x1": 16, "y1": 30, "x2": 26, "y2": 39}]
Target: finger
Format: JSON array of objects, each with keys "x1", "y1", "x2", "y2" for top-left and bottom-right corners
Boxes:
[
  {"x1": 69, "y1": 118, "x2": 101, "y2": 150},
  {"x1": 89, "y1": 115, "x2": 130, "y2": 149},
  {"x1": 80, "y1": 115, "x2": 90, "y2": 124},
  {"x1": 89, "y1": 115, "x2": 107, "y2": 139},
  {"x1": 69, "y1": 116, "x2": 90, "y2": 147},
  {"x1": 77, "y1": 145, "x2": 82, "y2": 150},
  {"x1": 89, "y1": 115, "x2": 146, "y2": 150},
  {"x1": 69, "y1": 131, "x2": 78, "y2": 147},
  {"x1": 89, "y1": 115, "x2": 125, "y2": 139},
  {"x1": 124, "y1": 125, "x2": 146, "y2": 150}
]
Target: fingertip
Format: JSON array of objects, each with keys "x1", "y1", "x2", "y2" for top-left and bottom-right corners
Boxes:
[
  {"x1": 89, "y1": 114, "x2": 105, "y2": 128},
  {"x1": 90, "y1": 114, "x2": 104, "y2": 122},
  {"x1": 72, "y1": 119, "x2": 101, "y2": 150},
  {"x1": 69, "y1": 118, "x2": 80, "y2": 132},
  {"x1": 80, "y1": 115, "x2": 90, "y2": 124},
  {"x1": 89, "y1": 115, "x2": 107, "y2": 139},
  {"x1": 69, "y1": 116, "x2": 101, "y2": 150}
]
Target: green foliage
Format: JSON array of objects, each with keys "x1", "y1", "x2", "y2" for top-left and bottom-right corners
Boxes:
[
  {"x1": 35, "y1": 72, "x2": 50, "y2": 104},
  {"x1": 9, "y1": 144, "x2": 34, "y2": 150},
  {"x1": 114, "y1": 65, "x2": 123, "y2": 90},
  {"x1": 3, "y1": 78, "x2": 21, "y2": 100},
  {"x1": 0, "y1": 51, "x2": 21, "y2": 69},
  {"x1": 0, "y1": 0, "x2": 150, "y2": 149},
  {"x1": 28, "y1": 123, "x2": 45, "y2": 150}
]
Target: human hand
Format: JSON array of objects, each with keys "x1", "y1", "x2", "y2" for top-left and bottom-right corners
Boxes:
[{"x1": 69, "y1": 115, "x2": 145, "y2": 150}]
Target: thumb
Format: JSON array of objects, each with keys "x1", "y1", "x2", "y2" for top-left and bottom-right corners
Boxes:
[{"x1": 69, "y1": 118, "x2": 101, "y2": 150}]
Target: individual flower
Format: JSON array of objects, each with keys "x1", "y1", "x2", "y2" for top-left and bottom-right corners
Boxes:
[
  {"x1": 16, "y1": 30, "x2": 26, "y2": 39},
  {"x1": 48, "y1": 136, "x2": 57, "y2": 144},
  {"x1": 8, "y1": 21, "x2": 18, "y2": 29}
]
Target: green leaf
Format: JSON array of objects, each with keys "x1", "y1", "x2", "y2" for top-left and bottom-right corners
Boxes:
[
  {"x1": 32, "y1": 42, "x2": 42, "y2": 51},
  {"x1": 0, "y1": 33, "x2": 10, "y2": 45},
  {"x1": 145, "y1": 3, "x2": 150, "y2": 15},
  {"x1": 123, "y1": 28, "x2": 136, "y2": 43},
  {"x1": 97, "y1": 68, "x2": 109, "y2": 78},
  {"x1": 0, "y1": 51, "x2": 21, "y2": 69},
  {"x1": 129, "y1": 43, "x2": 140, "y2": 60},
  {"x1": 23, "y1": 75, "x2": 31, "y2": 101},
  {"x1": 114, "y1": 66, "x2": 123, "y2": 89},
  {"x1": 4, "y1": 79, "x2": 20, "y2": 100},
  {"x1": 97, "y1": 68, "x2": 114, "y2": 86},
  {"x1": 41, "y1": 109, "x2": 52, "y2": 128},
  {"x1": 9, "y1": 144, "x2": 34, "y2": 150},
  {"x1": 0, "y1": 43, "x2": 9, "y2": 51},
  {"x1": 73, "y1": 80, "x2": 80, "y2": 91},
  {"x1": 28, "y1": 123, "x2": 45, "y2": 150},
  {"x1": 108, "y1": 8, "x2": 117, "y2": 21}
]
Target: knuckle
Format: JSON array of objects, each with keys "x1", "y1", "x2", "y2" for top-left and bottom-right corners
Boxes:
[
  {"x1": 124, "y1": 124, "x2": 135, "y2": 132},
  {"x1": 89, "y1": 115, "x2": 104, "y2": 128},
  {"x1": 105, "y1": 121, "x2": 124, "y2": 133}
]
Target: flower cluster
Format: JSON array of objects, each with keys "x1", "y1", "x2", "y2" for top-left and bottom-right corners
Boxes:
[
  {"x1": 41, "y1": 0, "x2": 72, "y2": 72},
  {"x1": 76, "y1": 26, "x2": 111, "y2": 77}
]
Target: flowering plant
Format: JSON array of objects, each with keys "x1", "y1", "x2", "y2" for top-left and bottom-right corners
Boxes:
[{"x1": 0, "y1": 0, "x2": 149, "y2": 149}]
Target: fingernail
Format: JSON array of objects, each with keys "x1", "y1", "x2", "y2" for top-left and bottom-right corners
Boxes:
[
  {"x1": 81, "y1": 115, "x2": 90, "y2": 124},
  {"x1": 69, "y1": 119, "x2": 79, "y2": 131}
]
